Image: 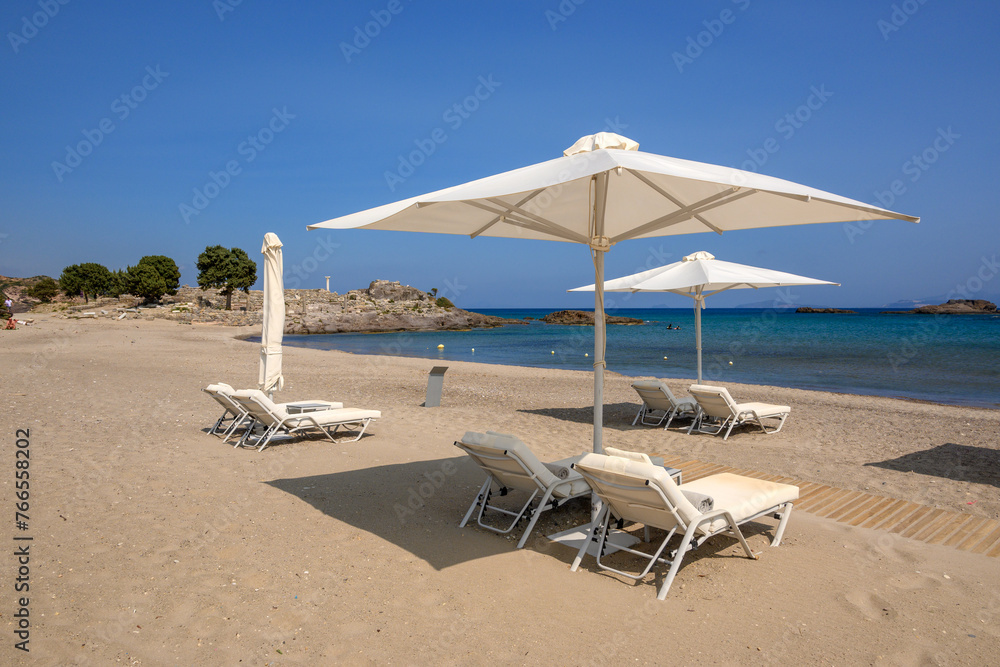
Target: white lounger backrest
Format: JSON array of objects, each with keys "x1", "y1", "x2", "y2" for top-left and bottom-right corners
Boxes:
[
  {"x1": 631, "y1": 380, "x2": 677, "y2": 412},
  {"x1": 603, "y1": 446, "x2": 654, "y2": 465},
  {"x1": 457, "y1": 431, "x2": 560, "y2": 492},
  {"x1": 231, "y1": 389, "x2": 289, "y2": 424},
  {"x1": 574, "y1": 453, "x2": 702, "y2": 531},
  {"x1": 688, "y1": 384, "x2": 740, "y2": 420}
]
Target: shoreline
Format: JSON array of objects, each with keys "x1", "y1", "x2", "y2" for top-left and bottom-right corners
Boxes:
[{"x1": 251, "y1": 333, "x2": 1000, "y2": 412}]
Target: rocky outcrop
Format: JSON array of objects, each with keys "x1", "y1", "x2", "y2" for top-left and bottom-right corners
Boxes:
[
  {"x1": 540, "y1": 310, "x2": 644, "y2": 325},
  {"x1": 796, "y1": 307, "x2": 856, "y2": 314},
  {"x1": 881, "y1": 299, "x2": 997, "y2": 315},
  {"x1": 49, "y1": 280, "x2": 519, "y2": 333}
]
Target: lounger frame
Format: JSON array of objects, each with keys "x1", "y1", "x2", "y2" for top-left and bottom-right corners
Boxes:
[
  {"x1": 631, "y1": 381, "x2": 697, "y2": 430},
  {"x1": 232, "y1": 393, "x2": 374, "y2": 451},
  {"x1": 455, "y1": 439, "x2": 589, "y2": 549},
  {"x1": 686, "y1": 385, "x2": 789, "y2": 440},
  {"x1": 571, "y1": 461, "x2": 794, "y2": 599}
]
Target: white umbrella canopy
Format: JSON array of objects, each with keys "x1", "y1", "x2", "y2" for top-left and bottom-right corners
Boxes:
[
  {"x1": 571, "y1": 250, "x2": 840, "y2": 383},
  {"x1": 308, "y1": 133, "x2": 918, "y2": 453},
  {"x1": 258, "y1": 232, "x2": 285, "y2": 395}
]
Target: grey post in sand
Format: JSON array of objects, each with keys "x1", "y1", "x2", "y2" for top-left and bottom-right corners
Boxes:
[{"x1": 425, "y1": 366, "x2": 448, "y2": 407}]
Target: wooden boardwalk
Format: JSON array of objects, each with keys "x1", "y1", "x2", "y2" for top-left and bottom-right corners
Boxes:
[{"x1": 660, "y1": 457, "x2": 1000, "y2": 558}]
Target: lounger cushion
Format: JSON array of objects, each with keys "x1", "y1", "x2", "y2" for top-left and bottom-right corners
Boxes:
[
  {"x1": 680, "y1": 473, "x2": 798, "y2": 529},
  {"x1": 604, "y1": 446, "x2": 666, "y2": 468},
  {"x1": 462, "y1": 432, "x2": 590, "y2": 497},
  {"x1": 288, "y1": 408, "x2": 380, "y2": 424},
  {"x1": 735, "y1": 402, "x2": 790, "y2": 417}
]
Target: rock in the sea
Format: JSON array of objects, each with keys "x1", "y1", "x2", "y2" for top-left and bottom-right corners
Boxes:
[
  {"x1": 796, "y1": 307, "x2": 856, "y2": 314},
  {"x1": 540, "y1": 310, "x2": 644, "y2": 325},
  {"x1": 881, "y1": 299, "x2": 997, "y2": 315}
]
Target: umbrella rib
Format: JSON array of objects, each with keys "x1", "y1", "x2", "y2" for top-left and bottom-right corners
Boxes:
[
  {"x1": 468, "y1": 190, "x2": 546, "y2": 238},
  {"x1": 484, "y1": 197, "x2": 592, "y2": 243},
  {"x1": 610, "y1": 188, "x2": 757, "y2": 243},
  {"x1": 461, "y1": 200, "x2": 586, "y2": 243},
  {"x1": 626, "y1": 169, "x2": 725, "y2": 234}
]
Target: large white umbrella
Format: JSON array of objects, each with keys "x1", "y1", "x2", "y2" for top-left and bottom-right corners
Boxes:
[
  {"x1": 571, "y1": 250, "x2": 839, "y2": 383},
  {"x1": 308, "y1": 132, "x2": 917, "y2": 453},
  {"x1": 258, "y1": 232, "x2": 285, "y2": 395}
]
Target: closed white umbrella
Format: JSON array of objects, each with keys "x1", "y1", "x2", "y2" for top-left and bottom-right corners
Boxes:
[
  {"x1": 571, "y1": 250, "x2": 839, "y2": 383},
  {"x1": 259, "y1": 232, "x2": 285, "y2": 396},
  {"x1": 309, "y1": 133, "x2": 917, "y2": 453}
]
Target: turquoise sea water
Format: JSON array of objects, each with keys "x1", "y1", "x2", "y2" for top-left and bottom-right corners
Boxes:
[{"x1": 276, "y1": 308, "x2": 1000, "y2": 409}]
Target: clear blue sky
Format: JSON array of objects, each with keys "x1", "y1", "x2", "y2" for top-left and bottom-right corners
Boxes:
[{"x1": 2, "y1": 1, "x2": 998, "y2": 308}]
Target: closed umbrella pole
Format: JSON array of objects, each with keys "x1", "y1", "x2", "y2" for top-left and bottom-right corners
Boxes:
[{"x1": 695, "y1": 287, "x2": 704, "y2": 384}]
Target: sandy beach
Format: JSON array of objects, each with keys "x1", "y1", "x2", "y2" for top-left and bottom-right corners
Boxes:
[{"x1": 2, "y1": 314, "x2": 999, "y2": 665}]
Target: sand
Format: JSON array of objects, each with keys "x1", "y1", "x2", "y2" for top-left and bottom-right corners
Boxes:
[{"x1": 2, "y1": 314, "x2": 998, "y2": 665}]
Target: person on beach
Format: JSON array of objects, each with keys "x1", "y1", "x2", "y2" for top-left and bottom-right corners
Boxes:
[{"x1": 3, "y1": 297, "x2": 11, "y2": 316}]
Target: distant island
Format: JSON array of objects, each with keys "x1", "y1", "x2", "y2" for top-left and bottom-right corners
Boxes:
[
  {"x1": 796, "y1": 307, "x2": 856, "y2": 314},
  {"x1": 540, "y1": 310, "x2": 644, "y2": 325},
  {"x1": 881, "y1": 299, "x2": 997, "y2": 315}
]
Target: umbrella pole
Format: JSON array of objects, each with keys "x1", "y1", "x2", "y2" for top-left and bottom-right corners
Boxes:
[
  {"x1": 594, "y1": 250, "x2": 605, "y2": 454},
  {"x1": 695, "y1": 290, "x2": 703, "y2": 384}
]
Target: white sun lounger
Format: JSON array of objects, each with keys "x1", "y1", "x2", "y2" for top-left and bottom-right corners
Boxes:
[
  {"x1": 630, "y1": 380, "x2": 698, "y2": 429},
  {"x1": 202, "y1": 384, "x2": 342, "y2": 443},
  {"x1": 570, "y1": 452, "x2": 798, "y2": 599},
  {"x1": 686, "y1": 384, "x2": 790, "y2": 440},
  {"x1": 230, "y1": 389, "x2": 378, "y2": 451},
  {"x1": 454, "y1": 431, "x2": 591, "y2": 549},
  {"x1": 203, "y1": 383, "x2": 245, "y2": 438}
]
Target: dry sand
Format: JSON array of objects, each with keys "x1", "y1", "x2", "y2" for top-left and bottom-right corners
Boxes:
[{"x1": 2, "y1": 314, "x2": 998, "y2": 665}]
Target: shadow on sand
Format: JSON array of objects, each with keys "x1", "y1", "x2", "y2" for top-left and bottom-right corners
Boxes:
[
  {"x1": 265, "y1": 454, "x2": 783, "y2": 581},
  {"x1": 266, "y1": 456, "x2": 536, "y2": 570},
  {"x1": 865, "y1": 443, "x2": 1000, "y2": 488},
  {"x1": 518, "y1": 402, "x2": 644, "y2": 427}
]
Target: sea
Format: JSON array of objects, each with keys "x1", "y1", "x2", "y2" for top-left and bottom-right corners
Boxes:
[{"x1": 275, "y1": 308, "x2": 1000, "y2": 409}]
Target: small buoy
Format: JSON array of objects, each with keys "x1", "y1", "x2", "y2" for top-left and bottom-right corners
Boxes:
[
  {"x1": 471, "y1": 348, "x2": 475, "y2": 352},
  {"x1": 728, "y1": 361, "x2": 733, "y2": 365},
  {"x1": 585, "y1": 353, "x2": 589, "y2": 357},
  {"x1": 551, "y1": 350, "x2": 555, "y2": 354},
  {"x1": 437, "y1": 344, "x2": 444, "y2": 349},
  {"x1": 663, "y1": 356, "x2": 668, "y2": 360}
]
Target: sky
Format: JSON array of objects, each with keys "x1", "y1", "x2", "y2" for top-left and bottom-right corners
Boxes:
[{"x1": 2, "y1": 1, "x2": 998, "y2": 308}]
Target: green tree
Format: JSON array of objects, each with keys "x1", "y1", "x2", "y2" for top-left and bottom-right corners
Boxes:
[
  {"x1": 59, "y1": 263, "x2": 111, "y2": 303},
  {"x1": 27, "y1": 277, "x2": 59, "y2": 303},
  {"x1": 136, "y1": 255, "x2": 180, "y2": 295},
  {"x1": 107, "y1": 269, "x2": 129, "y2": 298},
  {"x1": 125, "y1": 255, "x2": 180, "y2": 303},
  {"x1": 196, "y1": 245, "x2": 257, "y2": 310},
  {"x1": 126, "y1": 263, "x2": 168, "y2": 303}
]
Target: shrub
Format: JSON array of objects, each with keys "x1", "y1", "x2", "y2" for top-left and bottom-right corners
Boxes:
[{"x1": 436, "y1": 296, "x2": 455, "y2": 309}]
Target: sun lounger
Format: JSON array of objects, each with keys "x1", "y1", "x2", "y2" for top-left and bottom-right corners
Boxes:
[
  {"x1": 203, "y1": 383, "x2": 249, "y2": 438},
  {"x1": 202, "y1": 384, "x2": 342, "y2": 443},
  {"x1": 570, "y1": 452, "x2": 798, "y2": 599},
  {"x1": 630, "y1": 380, "x2": 697, "y2": 429},
  {"x1": 454, "y1": 431, "x2": 591, "y2": 549},
  {"x1": 686, "y1": 384, "x2": 790, "y2": 440},
  {"x1": 230, "y1": 389, "x2": 378, "y2": 451}
]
